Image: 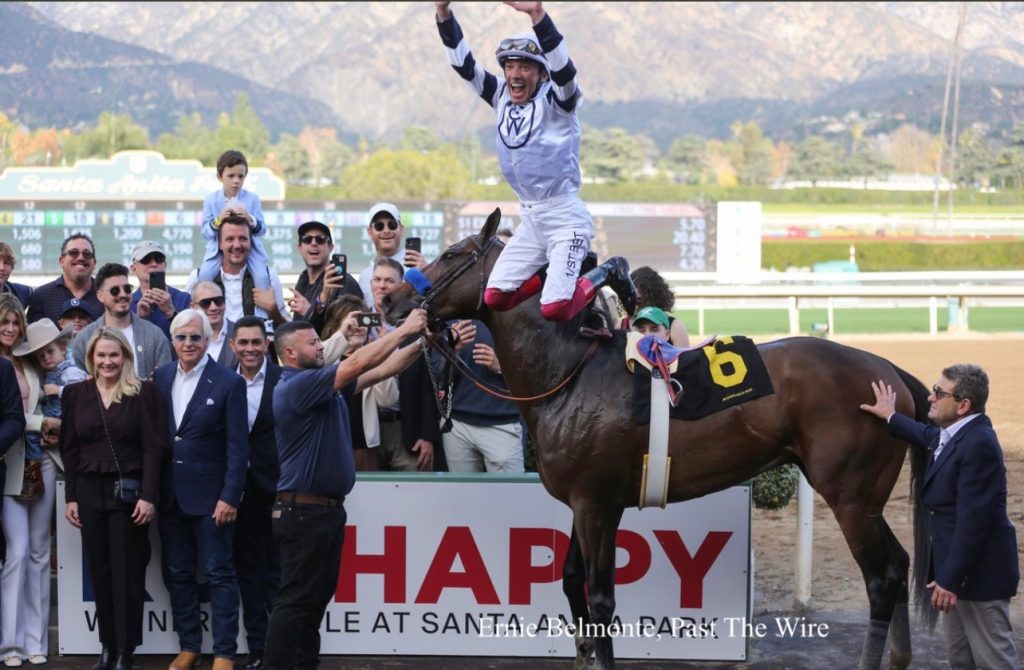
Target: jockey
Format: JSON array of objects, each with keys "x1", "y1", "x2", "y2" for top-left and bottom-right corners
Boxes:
[{"x1": 434, "y1": 1, "x2": 636, "y2": 322}]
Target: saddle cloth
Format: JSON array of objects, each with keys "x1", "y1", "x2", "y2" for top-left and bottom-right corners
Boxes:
[{"x1": 629, "y1": 333, "x2": 774, "y2": 423}]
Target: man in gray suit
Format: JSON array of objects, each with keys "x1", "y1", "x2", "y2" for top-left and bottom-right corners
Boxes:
[
  {"x1": 191, "y1": 281, "x2": 237, "y2": 370},
  {"x1": 72, "y1": 263, "x2": 172, "y2": 379}
]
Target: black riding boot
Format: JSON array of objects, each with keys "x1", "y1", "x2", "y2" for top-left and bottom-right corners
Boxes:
[
  {"x1": 581, "y1": 256, "x2": 637, "y2": 315},
  {"x1": 113, "y1": 648, "x2": 135, "y2": 670},
  {"x1": 91, "y1": 647, "x2": 115, "y2": 670}
]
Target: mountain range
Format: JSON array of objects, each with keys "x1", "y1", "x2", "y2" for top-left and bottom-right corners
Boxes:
[{"x1": 6, "y1": 2, "x2": 1024, "y2": 148}]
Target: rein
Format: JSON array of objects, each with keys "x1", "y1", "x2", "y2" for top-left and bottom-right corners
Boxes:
[{"x1": 427, "y1": 330, "x2": 601, "y2": 404}]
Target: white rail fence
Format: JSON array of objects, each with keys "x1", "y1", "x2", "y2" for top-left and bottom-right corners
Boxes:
[{"x1": 665, "y1": 271, "x2": 1024, "y2": 336}]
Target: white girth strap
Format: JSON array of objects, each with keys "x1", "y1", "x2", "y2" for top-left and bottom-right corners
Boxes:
[{"x1": 639, "y1": 370, "x2": 672, "y2": 509}]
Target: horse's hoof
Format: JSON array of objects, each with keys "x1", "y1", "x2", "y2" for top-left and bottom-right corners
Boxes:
[{"x1": 889, "y1": 651, "x2": 911, "y2": 670}]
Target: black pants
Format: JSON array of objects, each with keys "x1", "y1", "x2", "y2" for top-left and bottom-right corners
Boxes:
[
  {"x1": 234, "y1": 487, "x2": 280, "y2": 656},
  {"x1": 262, "y1": 501, "x2": 346, "y2": 670},
  {"x1": 77, "y1": 472, "x2": 151, "y2": 650}
]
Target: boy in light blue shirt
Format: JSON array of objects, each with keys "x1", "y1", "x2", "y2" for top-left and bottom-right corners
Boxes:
[{"x1": 199, "y1": 149, "x2": 271, "y2": 289}]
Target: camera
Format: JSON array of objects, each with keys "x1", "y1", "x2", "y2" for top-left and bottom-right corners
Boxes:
[{"x1": 356, "y1": 312, "x2": 383, "y2": 328}]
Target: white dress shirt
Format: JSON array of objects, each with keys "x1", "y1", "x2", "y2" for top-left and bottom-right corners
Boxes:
[
  {"x1": 207, "y1": 320, "x2": 229, "y2": 364},
  {"x1": 171, "y1": 354, "x2": 209, "y2": 430},
  {"x1": 239, "y1": 359, "x2": 267, "y2": 432},
  {"x1": 934, "y1": 412, "x2": 979, "y2": 461}
]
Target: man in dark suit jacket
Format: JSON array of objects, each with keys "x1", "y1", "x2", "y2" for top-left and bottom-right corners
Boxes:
[
  {"x1": 154, "y1": 309, "x2": 249, "y2": 670},
  {"x1": 861, "y1": 364, "x2": 1020, "y2": 669},
  {"x1": 228, "y1": 316, "x2": 282, "y2": 670}
]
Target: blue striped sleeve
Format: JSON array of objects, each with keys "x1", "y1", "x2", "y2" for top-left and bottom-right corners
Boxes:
[
  {"x1": 533, "y1": 14, "x2": 579, "y2": 112},
  {"x1": 437, "y1": 11, "x2": 500, "y2": 108}
]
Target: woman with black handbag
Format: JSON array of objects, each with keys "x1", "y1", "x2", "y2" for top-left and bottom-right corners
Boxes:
[{"x1": 58, "y1": 327, "x2": 168, "y2": 670}]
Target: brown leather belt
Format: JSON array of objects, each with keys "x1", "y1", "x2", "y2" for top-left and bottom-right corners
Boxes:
[{"x1": 275, "y1": 490, "x2": 344, "y2": 508}]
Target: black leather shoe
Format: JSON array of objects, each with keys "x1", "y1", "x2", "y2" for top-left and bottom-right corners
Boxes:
[
  {"x1": 113, "y1": 648, "x2": 134, "y2": 670},
  {"x1": 91, "y1": 648, "x2": 115, "y2": 670},
  {"x1": 242, "y1": 655, "x2": 263, "y2": 670}
]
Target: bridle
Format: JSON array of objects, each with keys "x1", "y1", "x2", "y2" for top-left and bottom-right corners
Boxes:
[{"x1": 416, "y1": 233, "x2": 503, "y2": 325}]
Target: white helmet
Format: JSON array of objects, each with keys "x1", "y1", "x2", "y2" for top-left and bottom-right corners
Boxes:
[{"x1": 495, "y1": 33, "x2": 548, "y2": 70}]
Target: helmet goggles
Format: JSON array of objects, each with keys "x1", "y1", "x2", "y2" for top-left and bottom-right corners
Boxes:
[{"x1": 495, "y1": 35, "x2": 548, "y2": 69}]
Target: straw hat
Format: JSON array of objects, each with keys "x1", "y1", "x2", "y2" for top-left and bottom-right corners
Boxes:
[{"x1": 12, "y1": 318, "x2": 74, "y2": 357}]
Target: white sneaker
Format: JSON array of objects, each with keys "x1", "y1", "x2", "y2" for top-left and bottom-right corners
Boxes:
[
  {"x1": 26, "y1": 656, "x2": 45, "y2": 666},
  {"x1": 2, "y1": 656, "x2": 23, "y2": 668}
]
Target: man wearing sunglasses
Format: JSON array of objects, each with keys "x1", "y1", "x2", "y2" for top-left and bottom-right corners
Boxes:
[
  {"x1": 71, "y1": 263, "x2": 172, "y2": 380},
  {"x1": 129, "y1": 240, "x2": 192, "y2": 340},
  {"x1": 289, "y1": 220, "x2": 363, "y2": 336},
  {"x1": 356, "y1": 203, "x2": 426, "y2": 301},
  {"x1": 191, "y1": 282, "x2": 237, "y2": 371},
  {"x1": 434, "y1": 1, "x2": 636, "y2": 323},
  {"x1": 26, "y1": 233, "x2": 103, "y2": 325},
  {"x1": 861, "y1": 365, "x2": 1019, "y2": 669}
]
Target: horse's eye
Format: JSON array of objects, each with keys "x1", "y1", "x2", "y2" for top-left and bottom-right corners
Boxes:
[{"x1": 441, "y1": 251, "x2": 456, "y2": 261}]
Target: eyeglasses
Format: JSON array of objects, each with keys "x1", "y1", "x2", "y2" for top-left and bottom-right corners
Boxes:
[
  {"x1": 372, "y1": 220, "x2": 400, "y2": 232},
  {"x1": 62, "y1": 248, "x2": 95, "y2": 260},
  {"x1": 197, "y1": 296, "x2": 225, "y2": 310},
  {"x1": 300, "y1": 234, "x2": 330, "y2": 246},
  {"x1": 173, "y1": 334, "x2": 204, "y2": 343},
  {"x1": 496, "y1": 37, "x2": 542, "y2": 56},
  {"x1": 139, "y1": 253, "x2": 166, "y2": 265},
  {"x1": 104, "y1": 284, "x2": 134, "y2": 297},
  {"x1": 932, "y1": 385, "x2": 962, "y2": 401}
]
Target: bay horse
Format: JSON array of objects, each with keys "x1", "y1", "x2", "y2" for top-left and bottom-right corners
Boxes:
[{"x1": 383, "y1": 209, "x2": 933, "y2": 670}]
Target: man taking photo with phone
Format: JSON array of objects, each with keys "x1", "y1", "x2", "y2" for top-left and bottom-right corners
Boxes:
[
  {"x1": 289, "y1": 220, "x2": 363, "y2": 336},
  {"x1": 130, "y1": 241, "x2": 192, "y2": 340},
  {"x1": 356, "y1": 203, "x2": 428, "y2": 300}
]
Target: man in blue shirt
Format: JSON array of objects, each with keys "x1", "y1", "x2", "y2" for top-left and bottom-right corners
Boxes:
[{"x1": 262, "y1": 309, "x2": 428, "y2": 670}]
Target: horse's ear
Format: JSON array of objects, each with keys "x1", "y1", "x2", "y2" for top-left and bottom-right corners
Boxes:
[{"x1": 481, "y1": 207, "x2": 501, "y2": 241}]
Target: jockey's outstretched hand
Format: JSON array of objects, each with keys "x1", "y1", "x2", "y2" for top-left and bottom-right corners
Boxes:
[
  {"x1": 505, "y1": 1, "x2": 545, "y2": 22},
  {"x1": 435, "y1": 2, "x2": 452, "y2": 20}
]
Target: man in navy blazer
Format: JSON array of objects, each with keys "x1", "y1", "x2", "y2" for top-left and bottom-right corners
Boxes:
[
  {"x1": 228, "y1": 316, "x2": 282, "y2": 670},
  {"x1": 154, "y1": 309, "x2": 249, "y2": 670},
  {"x1": 861, "y1": 364, "x2": 1020, "y2": 669}
]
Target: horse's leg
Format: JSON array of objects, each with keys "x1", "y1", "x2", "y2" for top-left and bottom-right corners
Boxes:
[
  {"x1": 831, "y1": 505, "x2": 910, "y2": 670},
  {"x1": 573, "y1": 504, "x2": 624, "y2": 670},
  {"x1": 562, "y1": 527, "x2": 595, "y2": 669}
]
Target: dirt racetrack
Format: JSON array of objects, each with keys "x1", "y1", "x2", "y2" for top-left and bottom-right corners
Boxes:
[{"x1": 51, "y1": 335, "x2": 1023, "y2": 669}]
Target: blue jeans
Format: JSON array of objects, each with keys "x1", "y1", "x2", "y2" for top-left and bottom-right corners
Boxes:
[
  {"x1": 158, "y1": 500, "x2": 239, "y2": 658},
  {"x1": 263, "y1": 502, "x2": 346, "y2": 670}
]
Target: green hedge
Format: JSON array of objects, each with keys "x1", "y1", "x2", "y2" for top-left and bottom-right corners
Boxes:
[{"x1": 763, "y1": 240, "x2": 1024, "y2": 271}]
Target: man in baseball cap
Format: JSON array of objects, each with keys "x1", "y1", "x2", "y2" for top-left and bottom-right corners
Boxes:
[
  {"x1": 632, "y1": 306, "x2": 672, "y2": 342},
  {"x1": 291, "y1": 220, "x2": 363, "y2": 334},
  {"x1": 129, "y1": 240, "x2": 192, "y2": 339},
  {"x1": 357, "y1": 203, "x2": 426, "y2": 300}
]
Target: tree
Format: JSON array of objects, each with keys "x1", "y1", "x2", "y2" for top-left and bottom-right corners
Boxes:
[
  {"x1": 340, "y1": 149, "x2": 470, "y2": 200},
  {"x1": 663, "y1": 135, "x2": 708, "y2": 184},
  {"x1": 991, "y1": 123, "x2": 1024, "y2": 189},
  {"x1": 842, "y1": 138, "x2": 893, "y2": 184},
  {"x1": 214, "y1": 94, "x2": 271, "y2": 165},
  {"x1": 398, "y1": 126, "x2": 441, "y2": 154},
  {"x1": 788, "y1": 136, "x2": 841, "y2": 186},
  {"x1": 156, "y1": 112, "x2": 219, "y2": 165},
  {"x1": 887, "y1": 124, "x2": 936, "y2": 173},
  {"x1": 62, "y1": 113, "x2": 150, "y2": 162},
  {"x1": 0, "y1": 112, "x2": 16, "y2": 169},
  {"x1": 732, "y1": 121, "x2": 774, "y2": 185},
  {"x1": 581, "y1": 126, "x2": 646, "y2": 183},
  {"x1": 953, "y1": 128, "x2": 994, "y2": 188},
  {"x1": 11, "y1": 128, "x2": 62, "y2": 166}
]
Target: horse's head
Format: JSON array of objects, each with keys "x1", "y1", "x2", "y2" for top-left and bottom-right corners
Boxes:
[{"x1": 383, "y1": 207, "x2": 504, "y2": 329}]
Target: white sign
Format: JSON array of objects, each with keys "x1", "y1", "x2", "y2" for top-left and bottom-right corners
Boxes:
[
  {"x1": 57, "y1": 479, "x2": 751, "y2": 660},
  {"x1": 716, "y1": 201, "x2": 762, "y2": 284}
]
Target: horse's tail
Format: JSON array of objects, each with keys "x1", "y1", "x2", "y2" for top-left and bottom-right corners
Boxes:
[{"x1": 893, "y1": 364, "x2": 937, "y2": 630}]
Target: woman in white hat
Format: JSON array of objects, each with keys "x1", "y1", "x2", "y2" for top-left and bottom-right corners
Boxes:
[{"x1": 0, "y1": 294, "x2": 60, "y2": 667}]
